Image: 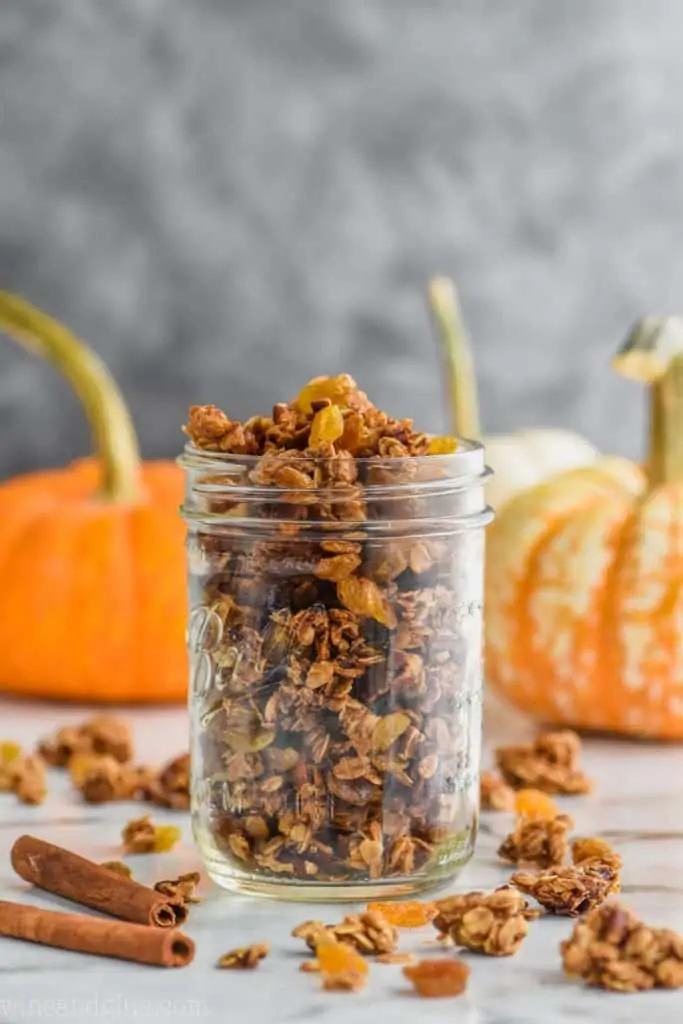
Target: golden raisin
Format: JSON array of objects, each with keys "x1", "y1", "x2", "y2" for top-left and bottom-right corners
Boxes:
[
  {"x1": 310, "y1": 404, "x2": 345, "y2": 445},
  {"x1": 367, "y1": 900, "x2": 437, "y2": 928},
  {"x1": 426, "y1": 436, "x2": 458, "y2": 455},
  {"x1": 337, "y1": 576, "x2": 397, "y2": 629},
  {"x1": 317, "y1": 940, "x2": 369, "y2": 992},
  {"x1": 295, "y1": 374, "x2": 358, "y2": 414},
  {"x1": 154, "y1": 824, "x2": 182, "y2": 853},
  {"x1": 514, "y1": 789, "x2": 559, "y2": 821},
  {"x1": 0, "y1": 741, "x2": 21, "y2": 765},
  {"x1": 403, "y1": 958, "x2": 470, "y2": 997}
]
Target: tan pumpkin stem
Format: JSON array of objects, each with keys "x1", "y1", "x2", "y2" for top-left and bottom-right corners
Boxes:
[
  {"x1": 613, "y1": 316, "x2": 683, "y2": 487},
  {"x1": 0, "y1": 291, "x2": 141, "y2": 501},
  {"x1": 427, "y1": 277, "x2": 482, "y2": 441}
]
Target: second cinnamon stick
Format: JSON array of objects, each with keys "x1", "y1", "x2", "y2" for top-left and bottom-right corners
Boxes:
[
  {"x1": 11, "y1": 835, "x2": 187, "y2": 927},
  {"x1": 0, "y1": 900, "x2": 194, "y2": 967}
]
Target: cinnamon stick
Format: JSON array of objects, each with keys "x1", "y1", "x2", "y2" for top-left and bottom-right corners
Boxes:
[
  {"x1": 11, "y1": 835, "x2": 187, "y2": 927},
  {"x1": 0, "y1": 900, "x2": 194, "y2": 967}
]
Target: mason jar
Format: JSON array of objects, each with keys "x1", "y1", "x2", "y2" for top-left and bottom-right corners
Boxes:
[{"x1": 180, "y1": 440, "x2": 492, "y2": 900}]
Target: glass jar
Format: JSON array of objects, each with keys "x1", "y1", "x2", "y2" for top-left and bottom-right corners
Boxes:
[{"x1": 180, "y1": 440, "x2": 492, "y2": 900}]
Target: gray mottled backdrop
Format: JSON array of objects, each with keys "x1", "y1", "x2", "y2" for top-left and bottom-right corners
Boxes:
[{"x1": 2, "y1": 0, "x2": 683, "y2": 477}]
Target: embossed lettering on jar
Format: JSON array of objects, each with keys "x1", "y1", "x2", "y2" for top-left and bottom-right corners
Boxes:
[{"x1": 180, "y1": 429, "x2": 491, "y2": 900}]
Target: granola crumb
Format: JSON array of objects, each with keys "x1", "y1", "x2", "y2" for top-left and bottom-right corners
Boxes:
[
  {"x1": 498, "y1": 814, "x2": 574, "y2": 868},
  {"x1": 480, "y1": 771, "x2": 516, "y2": 811},
  {"x1": 154, "y1": 871, "x2": 201, "y2": 904},
  {"x1": 217, "y1": 942, "x2": 270, "y2": 969},
  {"x1": 433, "y1": 887, "x2": 538, "y2": 956},
  {"x1": 561, "y1": 902, "x2": 683, "y2": 991},
  {"x1": 100, "y1": 860, "x2": 133, "y2": 879},
  {"x1": 38, "y1": 715, "x2": 133, "y2": 767},
  {"x1": 496, "y1": 730, "x2": 592, "y2": 795},
  {"x1": 9, "y1": 753, "x2": 47, "y2": 805},
  {"x1": 377, "y1": 952, "x2": 418, "y2": 965},
  {"x1": 511, "y1": 862, "x2": 619, "y2": 916},
  {"x1": 403, "y1": 958, "x2": 470, "y2": 997},
  {"x1": 299, "y1": 959, "x2": 320, "y2": 972},
  {"x1": 121, "y1": 815, "x2": 181, "y2": 854}
]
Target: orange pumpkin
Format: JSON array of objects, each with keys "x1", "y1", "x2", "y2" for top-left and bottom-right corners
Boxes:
[
  {"x1": 486, "y1": 318, "x2": 683, "y2": 739},
  {"x1": 0, "y1": 293, "x2": 187, "y2": 702}
]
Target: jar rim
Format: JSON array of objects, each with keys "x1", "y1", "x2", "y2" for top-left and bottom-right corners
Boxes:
[{"x1": 178, "y1": 437, "x2": 488, "y2": 482}]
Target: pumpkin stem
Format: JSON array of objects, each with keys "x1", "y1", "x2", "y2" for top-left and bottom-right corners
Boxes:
[
  {"x1": 613, "y1": 316, "x2": 683, "y2": 487},
  {"x1": 427, "y1": 277, "x2": 482, "y2": 441},
  {"x1": 0, "y1": 292, "x2": 142, "y2": 501}
]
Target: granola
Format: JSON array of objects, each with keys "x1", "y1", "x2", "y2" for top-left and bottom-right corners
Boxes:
[
  {"x1": 292, "y1": 911, "x2": 397, "y2": 956},
  {"x1": 511, "y1": 862, "x2": 619, "y2": 916},
  {"x1": 8, "y1": 754, "x2": 47, "y2": 805},
  {"x1": 184, "y1": 375, "x2": 484, "y2": 887},
  {"x1": 496, "y1": 730, "x2": 592, "y2": 795},
  {"x1": 38, "y1": 715, "x2": 133, "y2": 766},
  {"x1": 432, "y1": 887, "x2": 538, "y2": 956},
  {"x1": 561, "y1": 903, "x2": 683, "y2": 991},
  {"x1": 101, "y1": 860, "x2": 133, "y2": 879},
  {"x1": 217, "y1": 942, "x2": 269, "y2": 969},
  {"x1": 154, "y1": 872, "x2": 201, "y2": 904},
  {"x1": 480, "y1": 771, "x2": 515, "y2": 811},
  {"x1": 403, "y1": 958, "x2": 470, "y2": 997},
  {"x1": 121, "y1": 815, "x2": 181, "y2": 854},
  {"x1": 497, "y1": 814, "x2": 573, "y2": 868}
]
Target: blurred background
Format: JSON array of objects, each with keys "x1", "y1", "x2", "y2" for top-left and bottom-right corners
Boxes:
[{"x1": 2, "y1": 0, "x2": 683, "y2": 477}]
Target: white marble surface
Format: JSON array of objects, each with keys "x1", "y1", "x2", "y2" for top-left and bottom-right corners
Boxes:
[{"x1": 1, "y1": 696, "x2": 682, "y2": 1023}]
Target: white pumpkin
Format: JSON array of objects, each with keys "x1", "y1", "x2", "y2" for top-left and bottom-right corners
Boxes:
[
  {"x1": 483, "y1": 428, "x2": 599, "y2": 511},
  {"x1": 427, "y1": 278, "x2": 598, "y2": 511}
]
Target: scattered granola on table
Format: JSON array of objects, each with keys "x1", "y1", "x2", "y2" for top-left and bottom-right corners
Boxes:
[
  {"x1": 38, "y1": 715, "x2": 133, "y2": 766},
  {"x1": 497, "y1": 813, "x2": 573, "y2": 868},
  {"x1": 217, "y1": 942, "x2": 269, "y2": 969},
  {"x1": 121, "y1": 815, "x2": 182, "y2": 854},
  {"x1": 432, "y1": 887, "x2": 538, "y2": 956},
  {"x1": 479, "y1": 771, "x2": 515, "y2": 811},
  {"x1": 496, "y1": 730, "x2": 592, "y2": 795},
  {"x1": 511, "y1": 861, "x2": 619, "y2": 916},
  {"x1": 403, "y1": 958, "x2": 470, "y2": 997},
  {"x1": 154, "y1": 872, "x2": 202, "y2": 905},
  {"x1": 292, "y1": 911, "x2": 398, "y2": 956},
  {"x1": 561, "y1": 903, "x2": 683, "y2": 991},
  {"x1": 8, "y1": 753, "x2": 47, "y2": 805},
  {"x1": 182, "y1": 374, "x2": 489, "y2": 892}
]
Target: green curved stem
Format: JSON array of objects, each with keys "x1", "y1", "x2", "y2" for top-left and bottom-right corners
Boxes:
[
  {"x1": 0, "y1": 291, "x2": 141, "y2": 501},
  {"x1": 427, "y1": 277, "x2": 482, "y2": 441},
  {"x1": 613, "y1": 316, "x2": 683, "y2": 487}
]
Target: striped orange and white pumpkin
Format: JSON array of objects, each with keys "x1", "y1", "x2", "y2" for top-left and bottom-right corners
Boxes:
[{"x1": 429, "y1": 278, "x2": 683, "y2": 739}]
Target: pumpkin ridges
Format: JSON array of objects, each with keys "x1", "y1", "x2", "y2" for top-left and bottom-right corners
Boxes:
[
  {"x1": 603, "y1": 484, "x2": 683, "y2": 738},
  {"x1": 519, "y1": 495, "x2": 634, "y2": 728},
  {"x1": 486, "y1": 461, "x2": 644, "y2": 699}
]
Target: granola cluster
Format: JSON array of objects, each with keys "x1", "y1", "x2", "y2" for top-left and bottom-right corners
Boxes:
[
  {"x1": 432, "y1": 887, "x2": 539, "y2": 956},
  {"x1": 186, "y1": 376, "x2": 481, "y2": 885},
  {"x1": 292, "y1": 910, "x2": 398, "y2": 956},
  {"x1": 0, "y1": 744, "x2": 46, "y2": 806},
  {"x1": 511, "y1": 862, "x2": 619, "y2": 917},
  {"x1": 35, "y1": 716, "x2": 189, "y2": 810},
  {"x1": 479, "y1": 770, "x2": 515, "y2": 811},
  {"x1": 496, "y1": 730, "x2": 592, "y2": 795},
  {"x1": 497, "y1": 813, "x2": 573, "y2": 868},
  {"x1": 121, "y1": 815, "x2": 181, "y2": 854},
  {"x1": 561, "y1": 903, "x2": 683, "y2": 991},
  {"x1": 217, "y1": 942, "x2": 270, "y2": 970}
]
